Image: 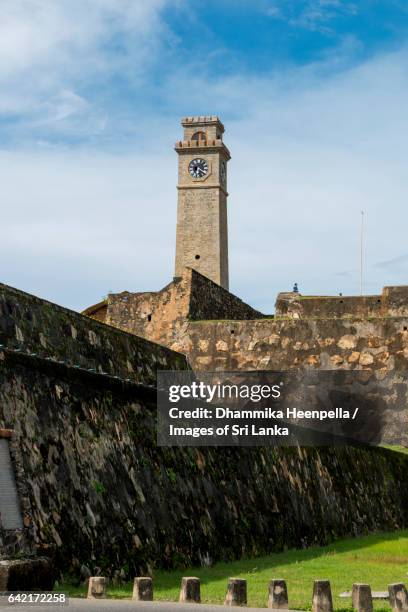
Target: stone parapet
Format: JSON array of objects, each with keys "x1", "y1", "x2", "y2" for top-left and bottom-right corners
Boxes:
[
  {"x1": 181, "y1": 115, "x2": 224, "y2": 126},
  {"x1": 175, "y1": 139, "x2": 231, "y2": 159},
  {"x1": 104, "y1": 269, "x2": 262, "y2": 351},
  {"x1": 275, "y1": 285, "x2": 408, "y2": 320},
  {"x1": 0, "y1": 282, "x2": 188, "y2": 385}
]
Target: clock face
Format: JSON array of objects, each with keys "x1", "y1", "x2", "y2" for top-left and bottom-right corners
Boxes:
[
  {"x1": 189, "y1": 158, "x2": 208, "y2": 178},
  {"x1": 220, "y1": 161, "x2": 226, "y2": 183}
]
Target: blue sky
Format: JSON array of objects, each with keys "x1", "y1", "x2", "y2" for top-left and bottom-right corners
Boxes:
[
  {"x1": 2, "y1": 0, "x2": 408, "y2": 312},
  {"x1": 164, "y1": 1, "x2": 405, "y2": 72}
]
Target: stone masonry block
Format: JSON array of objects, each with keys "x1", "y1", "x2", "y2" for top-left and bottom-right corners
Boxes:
[
  {"x1": 87, "y1": 576, "x2": 107, "y2": 599},
  {"x1": 352, "y1": 584, "x2": 373, "y2": 612},
  {"x1": 388, "y1": 583, "x2": 408, "y2": 612},
  {"x1": 268, "y1": 579, "x2": 289, "y2": 609},
  {"x1": 179, "y1": 576, "x2": 201, "y2": 603},
  {"x1": 312, "y1": 580, "x2": 333, "y2": 612},
  {"x1": 132, "y1": 576, "x2": 153, "y2": 601},
  {"x1": 225, "y1": 578, "x2": 247, "y2": 606}
]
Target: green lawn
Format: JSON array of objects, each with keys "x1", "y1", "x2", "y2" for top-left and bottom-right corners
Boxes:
[
  {"x1": 381, "y1": 444, "x2": 408, "y2": 456},
  {"x1": 62, "y1": 530, "x2": 408, "y2": 609}
]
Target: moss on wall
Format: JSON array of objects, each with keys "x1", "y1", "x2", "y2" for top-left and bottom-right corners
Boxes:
[
  {"x1": 1, "y1": 282, "x2": 408, "y2": 578},
  {"x1": 0, "y1": 283, "x2": 187, "y2": 384},
  {"x1": 1, "y1": 349, "x2": 408, "y2": 577}
]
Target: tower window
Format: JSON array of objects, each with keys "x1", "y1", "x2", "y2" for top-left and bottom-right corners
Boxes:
[
  {"x1": 191, "y1": 131, "x2": 206, "y2": 141},
  {"x1": 195, "y1": 254, "x2": 200, "y2": 260},
  {"x1": 147, "y1": 314, "x2": 152, "y2": 322}
]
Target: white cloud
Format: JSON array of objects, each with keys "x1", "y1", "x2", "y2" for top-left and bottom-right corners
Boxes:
[
  {"x1": 0, "y1": 0, "x2": 168, "y2": 74},
  {"x1": 0, "y1": 0, "x2": 171, "y2": 132},
  {"x1": 291, "y1": 1, "x2": 358, "y2": 33},
  {"x1": 262, "y1": 0, "x2": 358, "y2": 33}
]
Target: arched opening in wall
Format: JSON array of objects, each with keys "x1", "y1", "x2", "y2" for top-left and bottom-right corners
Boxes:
[
  {"x1": 191, "y1": 131, "x2": 206, "y2": 142},
  {"x1": 147, "y1": 314, "x2": 152, "y2": 322},
  {"x1": 195, "y1": 254, "x2": 200, "y2": 260}
]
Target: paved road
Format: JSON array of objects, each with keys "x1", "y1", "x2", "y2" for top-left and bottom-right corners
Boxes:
[{"x1": 0, "y1": 596, "x2": 294, "y2": 611}]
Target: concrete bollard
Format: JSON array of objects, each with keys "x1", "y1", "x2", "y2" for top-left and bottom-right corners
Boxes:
[
  {"x1": 352, "y1": 584, "x2": 373, "y2": 612},
  {"x1": 268, "y1": 579, "x2": 289, "y2": 609},
  {"x1": 179, "y1": 577, "x2": 201, "y2": 603},
  {"x1": 132, "y1": 576, "x2": 153, "y2": 601},
  {"x1": 388, "y1": 583, "x2": 408, "y2": 612},
  {"x1": 312, "y1": 580, "x2": 333, "y2": 612},
  {"x1": 225, "y1": 578, "x2": 247, "y2": 607},
  {"x1": 87, "y1": 576, "x2": 107, "y2": 599}
]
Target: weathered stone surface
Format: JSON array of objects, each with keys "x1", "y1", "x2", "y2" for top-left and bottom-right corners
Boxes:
[
  {"x1": 276, "y1": 286, "x2": 408, "y2": 319},
  {"x1": 2, "y1": 343, "x2": 408, "y2": 577},
  {"x1": 0, "y1": 282, "x2": 188, "y2": 384},
  {"x1": 132, "y1": 576, "x2": 153, "y2": 601},
  {"x1": 187, "y1": 317, "x2": 408, "y2": 374},
  {"x1": 2, "y1": 282, "x2": 408, "y2": 579},
  {"x1": 359, "y1": 353, "x2": 374, "y2": 366},
  {"x1": 388, "y1": 583, "x2": 408, "y2": 612},
  {"x1": 84, "y1": 268, "x2": 408, "y2": 447},
  {"x1": 99, "y1": 269, "x2": 261, "y2": 349},
  {"x1": 87, "y1": 270, "x2": 408, "y2": 405},
  {"x1": 338, "y1": 335, "x2": 357, "y2": 350},
  {"x1": 179, "y1": 577, "x2": 201, "y2": 603},
  {"x1": 0, "y1": 558, "x2": 54, "y2": 591},
  {"x1": 216, "y1": 340, "x2": 229, "y2": 352},
  {"x1": 312, "y1": 580, "x2": 333, "y2": 612},
  {"x1": 352, "y1": 584, "x2": 373, "y2": 612},
  {"x1": 383, "y1": 286, "x2": 408, "y2": 316},
  {"x1": 87, "y1": 576, "x2": 107, "y2": 599},
  {"x1": 268, "y1": 579, "x2": 288, "y2": 609},
  {"x1": 225, "y1": 578, "x2": 247, "y2": 606},
  {"x1": 185, "y1": 318, "x2": 408, "y2": 445}
]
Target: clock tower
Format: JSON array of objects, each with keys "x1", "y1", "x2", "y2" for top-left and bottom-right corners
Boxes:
[{"x1": 174, "y1": 116, "x2": 230, "y2": 290}]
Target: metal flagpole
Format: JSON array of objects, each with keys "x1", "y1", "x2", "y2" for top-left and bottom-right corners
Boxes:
[{"x1": 360, "y1": 210, "x2": 364, "y2": 296}]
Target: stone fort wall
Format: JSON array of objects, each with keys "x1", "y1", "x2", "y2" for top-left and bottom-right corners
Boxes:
[
  {"x1": 0, "y1": 282, "x2": 187, "y2": 382},
  {"x1": 185, "y1": 317, "x2": 408, "y2": 446},
  {"x1": 2, "y1": 282, "x2": 408, "y2": 576},
  {"x1": 186, "y1": 316, "x2": 408, "y2": 372},
  {"x1": 0, "y1": 282, "x2": 188, "y2": 562},
  {"x1": 97, "y1": 268, "x2": 262, "y2": 351},
  {"x1": 87, "y1": 271, "x2": 408, "y2": 392},
  {"x1": 275, "y1": 285, "x2": 408, "y2": 319},
  {"x1": 85, "y1": 270, "x2": 408, "y2": 448}
]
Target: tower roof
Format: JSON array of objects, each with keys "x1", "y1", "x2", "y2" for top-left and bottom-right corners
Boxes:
[{"x1": 181, "y1": 116, "x2": 225, "y2": 133}]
